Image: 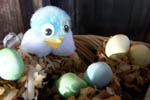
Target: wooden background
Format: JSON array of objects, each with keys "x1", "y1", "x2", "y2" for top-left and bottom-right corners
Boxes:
[{"x1": 0, "y1": 0, "x2": 150, "y2": 42}]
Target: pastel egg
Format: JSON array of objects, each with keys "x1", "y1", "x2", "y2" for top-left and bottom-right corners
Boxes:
[
  {"x1": 0, "y1": 48, "x2": 24, "y2": 81},
  {"x1": 129, "y1": 44, "x2": 150, "y2": 66},
  {"x1": 56, "y1": 73, "x2": 87, "y2": 98},
  {"x1": 105, "y1": 34, "x2": 130, "y2": 59},
  {"x1": 84, "y1": 62, "x2": 112, "y2": 88}
]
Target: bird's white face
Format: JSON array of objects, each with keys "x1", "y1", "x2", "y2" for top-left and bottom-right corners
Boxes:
[
  {"x1": 30, "y1": 6, "x2": 72, "y2": 49},
  {"x1": 40, "y1": 20, "x2": 72, "y2": 49}
]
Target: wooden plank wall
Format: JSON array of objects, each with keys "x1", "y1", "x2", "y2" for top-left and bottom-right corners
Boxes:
[
  {"x1": 0, "y1": 0, "x2": 150, "y2": 42},
  {"x1": 0, "y1": 0, "x2": 24, "y2": 40}
]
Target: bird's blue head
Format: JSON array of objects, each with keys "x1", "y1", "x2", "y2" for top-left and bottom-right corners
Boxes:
[{"x1": 30, "y1": 6, "x2": 72, "y2": 49}]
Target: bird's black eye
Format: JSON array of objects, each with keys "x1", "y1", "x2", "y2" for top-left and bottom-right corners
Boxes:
[
  {"x1": 45, "y1": 28, "x2": 52, "y2": 36},
  {"x1": 64, "y1": 25, "x2": 69, "y2": 32}
]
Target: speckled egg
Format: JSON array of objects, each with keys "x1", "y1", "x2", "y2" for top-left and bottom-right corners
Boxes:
[
  {"x1": 129, "y1": 44, "x2": 150, "y2": 66},
  {"x1": 84, "y1": 62, "x2": 113, "y2": 88},
  {"x1": 56, "y1": 73, "x2": 87, "y2": 98},
  {"x1": 0, "y1": 48, "x2": 24, "y2": 81},
  {"x1": 105, "y1": 34, "x2": 130, "y2": 59}
]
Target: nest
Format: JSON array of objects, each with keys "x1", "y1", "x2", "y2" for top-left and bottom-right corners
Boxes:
[{"x1": 0, "y1": 34, "x2": 150, "y2": 100}]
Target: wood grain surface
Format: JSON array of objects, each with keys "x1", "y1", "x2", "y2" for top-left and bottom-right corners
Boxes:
[{"x1": 1, "y1": 0, "x2": 150, "y2": 42}]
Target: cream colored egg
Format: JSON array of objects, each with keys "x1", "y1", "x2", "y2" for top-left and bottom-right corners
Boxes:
[
  {"x1": 129, "y1": 44, "x2": 150, "y2": 66},
  {"x1": 105, "y1": 34, "x2": 130, "y2": 59}
]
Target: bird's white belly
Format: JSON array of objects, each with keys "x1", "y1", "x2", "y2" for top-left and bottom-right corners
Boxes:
[
  {"x1": 21, "y1": 29, "x2": 52, "y2": 57},
  {"x1": 21, "y1": 29, "x2": 75, "y2": 57},
  {"x1": 52, "y1": 32, "x2": 76, "y2": 56}
]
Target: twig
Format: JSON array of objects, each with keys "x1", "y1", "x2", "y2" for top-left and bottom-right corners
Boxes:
[{"x1": 144, "y1": 84, "x2": 150, "y2": 100}]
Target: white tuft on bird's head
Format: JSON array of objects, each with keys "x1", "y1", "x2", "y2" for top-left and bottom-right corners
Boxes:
[{"x1": 30, "y1": 6, "x2": 72, "y2": 49}]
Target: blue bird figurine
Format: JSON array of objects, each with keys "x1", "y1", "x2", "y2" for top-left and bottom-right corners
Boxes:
[{"x1": 21, "y1": 6, "x2": 76, "y2": 57}]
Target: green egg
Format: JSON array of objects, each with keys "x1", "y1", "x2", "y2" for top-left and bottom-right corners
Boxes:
[
  {"x1": 0, "y1": 48, "x2": 24, "y2": 81},
  {"x1": 56, "y1": 73, "x2": 87, "y2": 98}
]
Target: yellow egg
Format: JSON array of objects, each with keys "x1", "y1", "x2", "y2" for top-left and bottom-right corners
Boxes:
[
  {"x1": 129, "y1": 44, "x2": 150, "y2": 66},
  {"x1": 105, "y1": 34, "x2": 130, "y2": 59}
]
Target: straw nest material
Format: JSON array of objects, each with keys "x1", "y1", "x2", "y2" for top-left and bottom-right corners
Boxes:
[{"x1": 0, "y1": 34, "x2": 149, "y2": 100}]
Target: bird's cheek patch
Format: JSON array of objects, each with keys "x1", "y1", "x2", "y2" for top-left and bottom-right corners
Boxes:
[{"x1": 44, "y1": 36, "x2": 64, "y2": 49}]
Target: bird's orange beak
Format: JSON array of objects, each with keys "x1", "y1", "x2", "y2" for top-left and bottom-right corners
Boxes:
[{"x1": 44, "y1": 36, "x2": 65, "y2": 49}]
